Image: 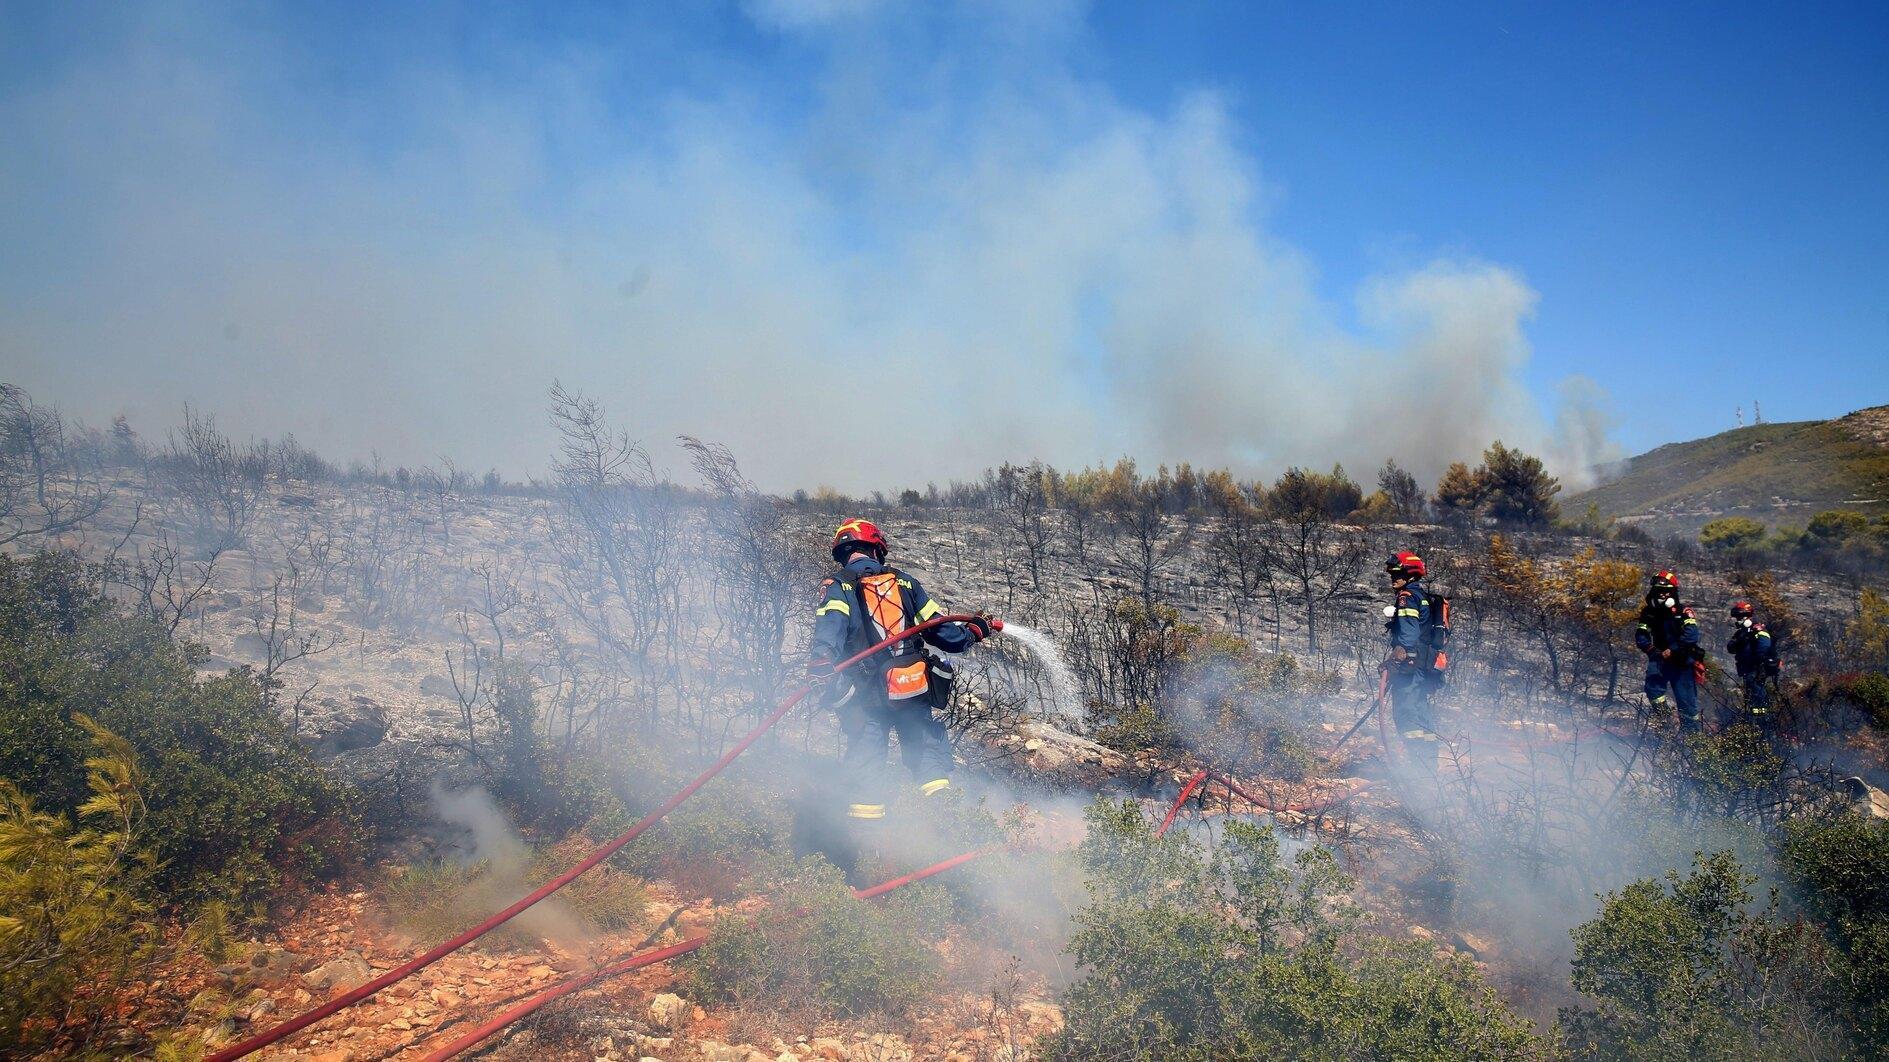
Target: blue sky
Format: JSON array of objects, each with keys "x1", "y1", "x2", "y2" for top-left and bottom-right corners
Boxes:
[
  {"x1": 1085, "y1": 2, "x2": 1889, "y2": 442},
  {"x1": 1, "y1": 2, "x2": 1884, "y2": 491}
]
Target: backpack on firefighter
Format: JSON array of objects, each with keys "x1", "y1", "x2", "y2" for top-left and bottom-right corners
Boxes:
[
  {"x1": 1415, "y1": 586, "x2": 1453, "y2": 682},
  {"x1": 825, "y1": 565, "x2": 954, "y2": 709},
  {"x1": 1384, "y1": 552, "x2": 1452, "y2": 683}
]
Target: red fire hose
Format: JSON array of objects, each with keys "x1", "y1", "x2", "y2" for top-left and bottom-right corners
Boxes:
[
  {"x1": 418, "y1": 848, "x2": 993, "y2": 1060},
  {"x1": 210, "y1": 613, "x2": 1000, "y2": 1062},
  {"x1": 1212, "y1": 771, "x2": 1373, "y2": 815},
  {"x1": 1156, "y1": 768, "x2": 1210, "y2": 837},
  {"x1": 1158, "y1": 767, "x2": 1371, "y2": 838}
]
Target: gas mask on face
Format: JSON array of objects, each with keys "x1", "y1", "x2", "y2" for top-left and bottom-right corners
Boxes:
[
  {"x1": 1659, "y1": 596, "x2": 1676, "y2": 610},
  {"x1": 1740, "y1": 618, "x2": 1753, "y2": 628}
]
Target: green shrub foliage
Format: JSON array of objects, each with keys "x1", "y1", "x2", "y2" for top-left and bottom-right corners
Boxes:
[
  {"x1": 1780, "y1": 813, "x2": 1889, "y2": 1053},
  {"x1": 1047, "y1": 799, "x2": 1544, "y2": 1060},
  {"x1": 0, "y1": 718, "x2": 160, "y2": 1054},
  {"x1": 1699, "y1": 516, "x2": 1767, "y2": 554},
  {"x1": 0, "y1": 551, "x2": 357, "y2": 909},
  {"x1": 684, "y1": 857, "x2": 945, "y2": 1019},
  {"x1": 1560, "y1": 850, "x2": 1848, "y2": 1060}
]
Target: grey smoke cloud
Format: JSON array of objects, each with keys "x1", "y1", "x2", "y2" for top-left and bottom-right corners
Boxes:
[{"x1": 0, "y1": 3, "x2": 1616, "y2": 493}]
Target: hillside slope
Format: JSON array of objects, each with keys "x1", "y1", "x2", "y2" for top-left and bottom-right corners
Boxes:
[{"x1": 1572, "y1": 405, "x2": 1889, "y2": 533}]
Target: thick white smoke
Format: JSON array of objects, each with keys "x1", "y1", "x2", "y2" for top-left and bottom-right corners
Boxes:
[{"x1": 0, "y1": 3, "x2": 1614, "y2": 491}]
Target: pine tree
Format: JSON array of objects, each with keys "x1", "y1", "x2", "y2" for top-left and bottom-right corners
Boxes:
[{"x1": 1479, "y1": 441, "x2": 1561, "y2": 526}]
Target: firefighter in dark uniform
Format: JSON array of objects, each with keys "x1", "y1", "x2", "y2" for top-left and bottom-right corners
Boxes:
[
  {"x1": 810, "y1": 519, "x2": 992, "y2": 825},
  {"x1": 1635, "y1": 570, "x2": 1703, "y2": 732},
  {"x1": 1384, "y1": 551, "x2": 1445, "y2": 769},
  {"x1": 1726, "y1": 600, "x2": 1778, "y2": 731}
]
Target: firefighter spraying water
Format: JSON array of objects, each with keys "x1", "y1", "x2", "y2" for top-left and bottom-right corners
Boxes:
[{"x1": 809, "y1": 519, "x2": 996, "y2": 871}]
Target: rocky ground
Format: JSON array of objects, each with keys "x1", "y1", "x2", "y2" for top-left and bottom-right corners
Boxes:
[{"x1": 179, "y1": 881, "x2": 1067, "y2": 1062}]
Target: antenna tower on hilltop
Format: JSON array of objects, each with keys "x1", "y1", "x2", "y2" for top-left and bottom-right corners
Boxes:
[{"x1": 1754, "y1": 400, "x2": 1763, "y2": 424}]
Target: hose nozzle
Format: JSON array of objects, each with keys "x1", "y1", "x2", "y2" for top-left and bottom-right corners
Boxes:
[{"x1": 989, "y1": 617, "x2": 1005, "y2": 632}]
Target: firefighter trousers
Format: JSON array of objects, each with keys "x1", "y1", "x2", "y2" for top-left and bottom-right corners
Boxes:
[
  {"x1": 1388, "y1": 666, "x2": 1439, "y2": 768},
  {"x1": 1738, "y1": 671, "x2": 1774, "y2": 734},
  {"x1": 838, "y1": 699, "x2": 955, "y2": 819},
  {"x1": 1644, "y1": 657, "x2": 1700, "y2": 731}
]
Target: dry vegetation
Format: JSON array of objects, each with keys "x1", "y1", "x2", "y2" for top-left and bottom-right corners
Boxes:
[{"x1": 3, "y1": 380, "x2": 1889, "y2": 1059}]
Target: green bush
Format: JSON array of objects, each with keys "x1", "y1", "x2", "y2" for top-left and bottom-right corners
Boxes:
[
  {"x1": 1, "y1": 718, "x2": 161, "y2": 1055},
  {"x1": 1780, "y1": 813, "x2": 1889, "y2": 1053},
  {"x1": 1839, "y1": 589, "x2": 1889, "y2": 673},
  {"x1": 684, "y1": 857, "x2": 945, "y2": 1019},
  {"x1": 1699, "y1": 516, "x2": 1766, "y2": 554},
  {"x1": 1677, "y1": 726, "x2": 1786, "y2": 820},
  {"x1": 612, "y1": 758, "x2": 792, "y2": 898},
  {"x1": 1807, "y1": 509, "x2": 1869, "y2": 542},
  {"x1": 381, "y1": 842, "x2": 647, "y2": 947},
  {"x1": 1046, "y1": 799, "x2": 1543, "y2": 1060},
  {"x1": 1831, "y1": 673, "x2": 1889, "y2": 727},
  {"x1": 482, "y1": 663, "x2": 630, "y2": 838},
  {"x1": 0, "y1": 551, "x2": 357, "y2": 910},
  {"x1": 1559, "y1": 850, "x2": 1844, "y2": 1060}
]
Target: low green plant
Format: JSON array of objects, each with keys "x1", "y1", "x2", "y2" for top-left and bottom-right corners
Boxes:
[
  {"x1": 615, "y1": 760, "x2": 793, "y2": 895},
  {"x1": 1046, "y1": 799, "x2": 1544, "y2": 1060},
  {"x1": 526, "y1": 837, "x2": 648, "y2": 934},
  {"x1": 1678, "y1": 725, "x2": 1786, "y2": 820},
  {"x1": 1083, "y1": 600, "x2": 1329, "y2": 782},
  {"x1": 1831, "y1": 672, "x2": 1889, "y2": 727},
  {"x1": 1699, "y1": 516, "x2": 1766, "y2": 554},
  {"x1": 0, "y1": 717, "x2": 161, "y2": 1055},
  {"x1": 484, "y1": 663, "x2": 629, "y2": 837},
  {"x1": 380, "y1": 844, "x2": 646, "y2": 946},
  {"x1": 1171, "y1": 636, "x2": 1331, "y2": 782},
  {"x1": 1839, "y1": 588, "x2": 1889, "y2": 673},
  {"x1": 379, "y1": 859, "x2": 489, "y2": 944},
  {"x1": 0, "y1": 550, "x2": 359, "y2": 910},
  {"x1": 1780, "y1": 812, "x2": 1889, "y2": 1053},
  {"x1": 1559, "y1": 850, "x2": 1844, "y2": 1060},
  {"x1": 684, "y1": 857, "x2": 945, "y2": 1020}
]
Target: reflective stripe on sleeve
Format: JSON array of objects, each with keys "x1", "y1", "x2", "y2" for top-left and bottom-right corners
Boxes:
[
  {"x1": 916, "y1": 599, "x2": 942, "y2": 621},
  {"x1": 817, "y1": 599, "x2": 851, "y2": 617}
]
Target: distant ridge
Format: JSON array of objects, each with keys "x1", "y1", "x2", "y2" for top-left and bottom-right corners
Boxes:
[{"x1": 1569, "y1": 405, "x2": 1889, "y2": 534}]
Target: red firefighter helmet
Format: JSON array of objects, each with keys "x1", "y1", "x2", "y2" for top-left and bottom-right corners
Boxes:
[
  {"x1": 831, "y1": 518, "x2": 889, "y2": 563},
  {"x1": 1730, "y1": 600, "x2": 1754, "y2": 618},
  {"x1": 1651, "y1": 570, "x2": 1680, "y2": 591},
  {"x1": 1385, "y1": 551, "x2": 1426, "y2": 580}
]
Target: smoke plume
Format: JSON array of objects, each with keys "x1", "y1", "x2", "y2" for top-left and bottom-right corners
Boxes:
[{"x1": 0, "y1": 3, "x2": 1614, "y2": 491}]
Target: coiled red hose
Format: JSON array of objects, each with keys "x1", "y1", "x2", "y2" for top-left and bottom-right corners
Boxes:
[
  {"x1": 210, "y1": 613, "x2": 996, "y2": 1062},
  {"x1": 418, "y1": 848, "x2": 992, "y2": 1060}
]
